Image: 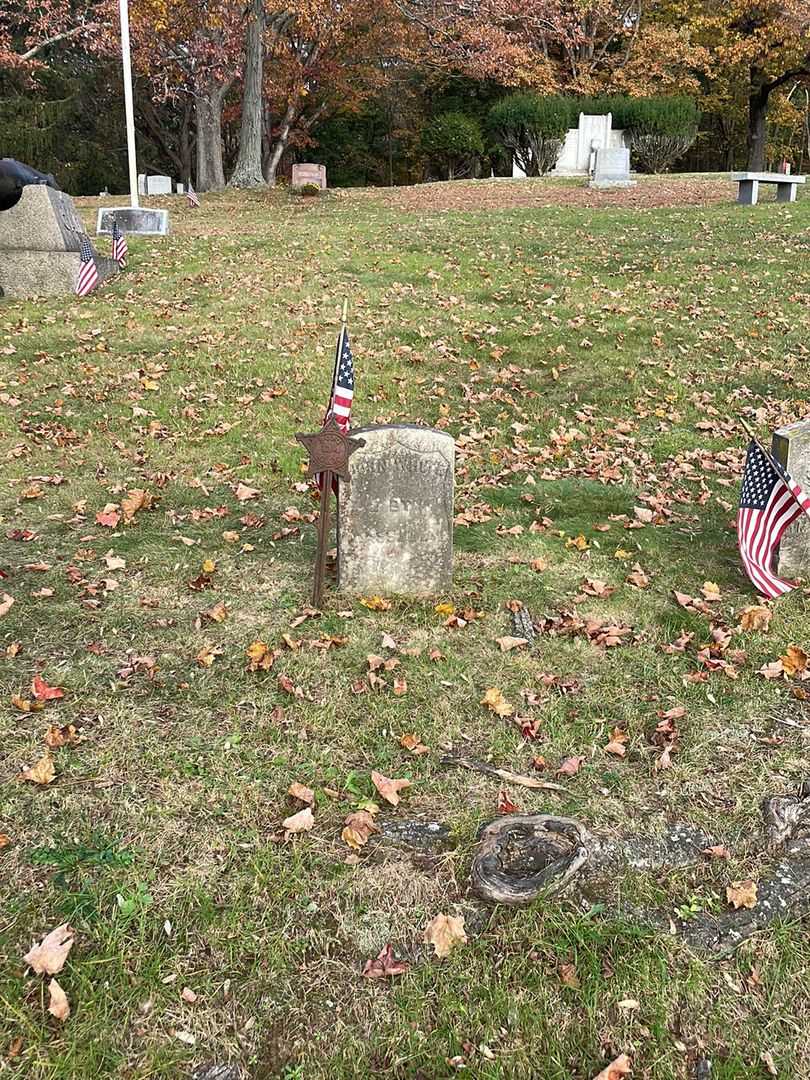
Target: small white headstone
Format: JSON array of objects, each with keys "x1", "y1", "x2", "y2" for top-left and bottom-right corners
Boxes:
[
  {"x1": 589, "y1": 147, "x2": 635, "y2": 189},
  {"x1": 138, "y1": 173, "x2": 147, "y2": 196},
  {"x1": 146, "y1": 175, "x2": 173, "y2": 196},
  {"x1": 176, "y1": 183, "x2": 185, "y2": 194}
]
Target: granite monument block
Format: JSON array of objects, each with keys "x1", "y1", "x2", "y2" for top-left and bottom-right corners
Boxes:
[{"x1": 0, "y1": 185, "x2": 119, "y2": 298}]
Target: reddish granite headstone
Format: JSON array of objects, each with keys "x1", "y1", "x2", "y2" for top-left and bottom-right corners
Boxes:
[{"x1": 291, "y1": 163, "x2": 327, "y2": 190}]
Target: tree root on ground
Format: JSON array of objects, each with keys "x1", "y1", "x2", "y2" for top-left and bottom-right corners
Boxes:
[{"x1": 470, "y1": 791, "x2": 810, "y2": 953}]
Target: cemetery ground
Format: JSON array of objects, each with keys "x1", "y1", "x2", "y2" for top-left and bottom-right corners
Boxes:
[{"x1": 1, "y1": 174, "x2": 809, "y2": 1080}]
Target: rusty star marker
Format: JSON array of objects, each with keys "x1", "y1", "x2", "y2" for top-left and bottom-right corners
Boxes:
[{"x1": 296, "y1": 417, "x2": 365, "y2": 607}]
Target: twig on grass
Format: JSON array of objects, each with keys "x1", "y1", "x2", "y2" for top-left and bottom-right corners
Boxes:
[{"x1": 440, "y1": 755, "x2": 565, "y2": 792}]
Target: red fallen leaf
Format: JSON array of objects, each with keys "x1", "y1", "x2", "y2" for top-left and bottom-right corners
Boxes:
[
  {"x1": 556, "y1": 755, "x2": 585, "y2": 778},
  {"x1": 32, "y1": 675, "x2": 64, "y2": 701},
  {"x1": 497, "y1": 788, "x2": 520, "y2": 813},
  {"x1": 95, "y1": 509, "x2": 121, "y2": 528},
  {"x1": 362, "y1": 943, "x2": 409, "y2": 979},
  {"x1": 277, "y1": 674, "x2": 304, "y2": 698},
  {"x1": 7, "y1": 529, "x2": 37, "y2": 541},
  {"x1": 702, "y1": 845, "x2": 731, "y2": 860}
]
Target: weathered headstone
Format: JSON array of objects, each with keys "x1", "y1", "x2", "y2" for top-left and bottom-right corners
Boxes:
[
  {"x1": 291, "y1": 163, "x2": 327, "y2": 190},
  {"x1": 589, "y1": 146, "x2": 635, "y2": 189},
  {"x1": 773, "y1": 420, "x2": 810, "y2": 577},
  {"x1": 137, "y1": 173, "x2": 147, "y2": 196},
  {"x1": 96, "y1": 206, "x2": 170, "y2": 236},
  {"x1": 0, "y1": 185, "x2": 118, "y2": 298},
  {"x1": 338, "y1": 425, "x2": 454, "y2": 596},
  {"x1": 146, "y1": 174, "x2": 173, "y2": 195}
]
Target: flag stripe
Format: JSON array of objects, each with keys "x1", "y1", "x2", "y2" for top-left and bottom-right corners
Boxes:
[{"x1": 737, "y1": 440, "x2": 810, "y2": 598}]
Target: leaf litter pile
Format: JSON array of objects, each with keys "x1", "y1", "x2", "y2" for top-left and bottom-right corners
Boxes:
[{"x1": 1, "y1": 181, "x2": 810, "y2": 1078}]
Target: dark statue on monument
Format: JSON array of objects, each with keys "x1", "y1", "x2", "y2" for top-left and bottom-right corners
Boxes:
[{"x1": 0, "y1": 158, "x2": 61, "y2": 213}]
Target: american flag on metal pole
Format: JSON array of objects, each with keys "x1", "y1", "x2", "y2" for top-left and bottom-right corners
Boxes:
[
  {"x1": 186, "y1": 181, "x2": 200, "y2": 208},
  {"x1": 737, "y1": 439, "x2": 810, "y2": 598},
  {"x1": 111, "y1": 218, "x2": 127, "y2": 267},
  {"x1": 76, "y1": 235, "x2": 99, "y2": 297},
  {"x1": 325, "y1": 321, "x2": 354, "y2": 433}
]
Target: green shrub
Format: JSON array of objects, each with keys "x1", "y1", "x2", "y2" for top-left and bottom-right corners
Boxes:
[
  {"x1": 295, "y1": 182, "x2": 322, "y2": 196},
  {"x1": 623, "y1": 96, "x2": 700, "y2": 172},
  {"x1": 489, "y1": 94, "x2": 576, "y2": 175},
  {"x1": 421, "y1": 111, "x2": 484, "y2": 180}
]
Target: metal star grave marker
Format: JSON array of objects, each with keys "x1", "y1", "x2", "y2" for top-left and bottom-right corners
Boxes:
[{"x1": 296, "y1": 417, "x2": 365, "y2": 606}]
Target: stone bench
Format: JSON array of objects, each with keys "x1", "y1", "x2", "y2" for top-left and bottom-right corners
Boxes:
[{"x1": 731, "y1": 171, "x2": 806, "y2": 205}]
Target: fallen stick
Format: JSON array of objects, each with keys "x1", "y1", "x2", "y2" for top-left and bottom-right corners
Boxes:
[{"x1": 441, "y1": 755, "x2": 565, "y2": 793}]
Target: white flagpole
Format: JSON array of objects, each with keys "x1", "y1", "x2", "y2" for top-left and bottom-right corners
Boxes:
[{"x1": 119, "y1": 0, "x2": 139, "y2": 209}]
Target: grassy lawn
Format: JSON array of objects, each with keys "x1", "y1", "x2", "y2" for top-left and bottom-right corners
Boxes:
[{"x1": 2, "y1": 175, "x2": 810, "y2": 1080}]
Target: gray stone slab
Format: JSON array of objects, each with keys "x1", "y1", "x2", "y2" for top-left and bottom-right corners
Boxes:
[
  {"x1": 0, "y1": 248, "x2": 119, "y2": 299},
  {"x1": 593, "y1": 146, "x2": 630, "y2": 180},
  {"x1": 773, "y1": 420, "x2": 810, "y2": 578},
  {"x1": 0, "y1": 184, "x2": 85, "y2": 252},
  {"x1": 146, "y1": 174, "x2": 172, "y2": 195},
  {"x1": 338, "y1": 424, "x2": 454, "y2": 597},
  {"x1": 96, "y1": 206, "x2": 170, "y2": 236}
]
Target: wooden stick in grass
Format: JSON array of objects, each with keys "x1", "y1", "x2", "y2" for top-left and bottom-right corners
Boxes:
[{"x1": 441, "y1": 755, "x2": 565, "y2": 792}]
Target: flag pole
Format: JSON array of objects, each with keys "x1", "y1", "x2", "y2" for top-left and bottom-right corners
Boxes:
[
  {"x1": 118, "y1": 0, "x2": 139, "y2": 210},
  {"x1": 738, "y1": 416, "x2": 784, "y2": 474}
]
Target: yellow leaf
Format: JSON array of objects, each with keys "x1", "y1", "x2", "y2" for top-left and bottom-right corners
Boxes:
[
  {"x1": 19, "y1": 752, "x2": 56, "y2": 785},
  {"x1": 246, "y1": 640, "x2": 275, "y2": 671},
  {"x1": 359, "y1": 595, "x2": 392, "y2": 611},
  {"x1": 424, "y1": 913, "x2": 467, "y2": 958},
  {"x1": 434, "y1": 602, "x2": 455, "y2": 617},
  {"x1": 566, "y1": 534, "x2": 589, "y2": 551},
  {"x1": 701, "y1": 580, "x2": 721, "y2": 602},
  {"x1": 739, "y1": 605, "x2": 772, "y2": 632},
  {"x1": 727, "y1": 879, "x2": 758, "y2": 910},
  {"x1": 780, "y1": 645, "x2": 808, "y2": 677},
  {"x1": 195, "y1": 642, "x2": 222, "y2": 667},
  {"x1": 201, "y1": 558, "x2": 216, "y2": 574},
  {"x1": 481, "y1": 687, "x2": 514, "y2": 717}
]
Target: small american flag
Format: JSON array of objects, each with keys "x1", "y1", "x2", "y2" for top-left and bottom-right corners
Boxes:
[
  {"x1": 111, "y1": 218, "x2": 127, "y2": 267},
  {"x1": 186, "y1": 181, "x2": 200, "y2": 208},
  {"x1": 737, "y1": 440, "x2": 810, "y2": 597},
  {"x1": 325, "y1": 325, "x2": 354, "y2": 432},
  {"x1": 76, "y1": 235, "x2": 99, "y2": 297}
]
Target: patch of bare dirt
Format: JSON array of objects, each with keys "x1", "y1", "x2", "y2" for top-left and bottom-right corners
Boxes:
[{"x1": 349, "y1": 175, "x2": 735, "y2": 213}]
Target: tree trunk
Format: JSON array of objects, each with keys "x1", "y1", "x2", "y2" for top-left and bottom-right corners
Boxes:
[
  {"x1": 265, "y1": 99, "x2": 297, "y2": 185},
  {"x1": 195, "y1": 85, "x2": 227, "y2": 191},
  {"x1": 747, "y1": 74, "x2": 770, "y2": 172},
  {"x1": 230, "y1": 0, "x2": 266, "y2": 188}
]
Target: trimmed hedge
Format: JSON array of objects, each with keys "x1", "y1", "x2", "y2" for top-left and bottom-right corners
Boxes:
[
  {"x1": 489, "y1": 93, "x2": 700, "y2": 174},
  {"x1": 422, "y1": 111, "x2": 484, "y2": 180},
  {"x1": 488, "y1": 94, "x2": 577, "y2": 175}
]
